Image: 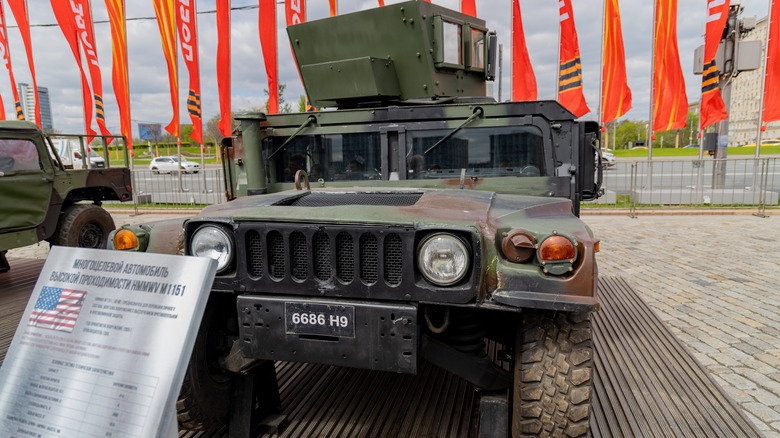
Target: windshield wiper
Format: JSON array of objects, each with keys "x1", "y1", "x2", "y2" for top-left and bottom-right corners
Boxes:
[
  {"x1": 268, "y1": 115, "x2": 317, "y2": 160},
  {"x1": 424, "y1": 108, "x2": 483, "y2": 155}
]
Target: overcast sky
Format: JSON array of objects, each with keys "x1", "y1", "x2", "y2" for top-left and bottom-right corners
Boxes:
[{"x1": 0, "y1": 0, "x2": 770, "y2": 136}]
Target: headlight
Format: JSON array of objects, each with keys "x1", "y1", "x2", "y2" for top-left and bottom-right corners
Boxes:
[
  {"x1": 417, "y1": 233, "x2": 470, "y2": 286},
  {"x1": 191, "y1": 225, "x2": 234, "y2": 272}
]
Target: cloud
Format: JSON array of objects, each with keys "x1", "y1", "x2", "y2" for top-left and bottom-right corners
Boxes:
[{"x1": 0, "y1": 0, "x2": 767, "y2": 135}]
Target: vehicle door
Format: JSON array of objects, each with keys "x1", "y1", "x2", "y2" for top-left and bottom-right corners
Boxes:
[{"x1": 0, "y1": 136, "x2": 52, "y2": 231}]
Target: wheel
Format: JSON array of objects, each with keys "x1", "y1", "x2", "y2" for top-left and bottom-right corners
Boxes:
[
  {"x1": 512, "y1": 310, "x2": 592, "y2": 437},
  {"x1": 52, "y1": 204, "x2": 115, "y2": 248},
  {"x1": 151, "y1": 167, "x2": 159, "y2": 174},
  {"x1": 177, "y1": 296, "x2": 237, "y2": 431}
]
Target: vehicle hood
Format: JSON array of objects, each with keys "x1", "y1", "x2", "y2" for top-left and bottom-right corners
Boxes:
[{"x1": 198, "y1": 188, "x2": 578, "y2": 231}]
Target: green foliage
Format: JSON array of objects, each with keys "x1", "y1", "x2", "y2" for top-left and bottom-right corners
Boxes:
[
  {"x1": 603, "y1": 111, "x2": 700, "y2": 150},
  {"x1": 264, "y1": 83, "x2": 293, "y2": 113}
]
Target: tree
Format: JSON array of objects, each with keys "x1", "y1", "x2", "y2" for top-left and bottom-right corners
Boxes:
[
  {"x1": 204, "y1": 112, "x2": 236, "y2": 144},
  {"x1": 263, "y1": 83, "x2": 293, "y2": 114}
]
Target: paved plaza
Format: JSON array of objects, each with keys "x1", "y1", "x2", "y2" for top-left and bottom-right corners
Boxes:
[{"x1": 6, "y1": 210, "x2": 780, "y2": 436}]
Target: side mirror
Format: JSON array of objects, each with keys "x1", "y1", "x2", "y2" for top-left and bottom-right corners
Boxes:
[
  {"x1": 486, "y1": 31, "x2": 497, "y2": 81},
  {"x1": 74, "y1": 151, "x2": 81, "y2": 159}
]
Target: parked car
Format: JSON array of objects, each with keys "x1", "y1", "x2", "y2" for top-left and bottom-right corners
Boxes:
[
  {"x1": 149, "y1": 156, "x2": 200, "y2": 174},
  {"x1": 600, "y1": 151, "x2": 616, "y2": 168}
]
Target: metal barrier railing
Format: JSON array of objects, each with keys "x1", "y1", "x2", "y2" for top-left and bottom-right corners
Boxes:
[
  {"x1": 116, "y1": 158, "x2": 779, "y2": 215},
  {"x1": 587, "y1": 157, "x2": 778, "y2": 215},
  {"x1": 124, "y1": 169, "x2": 227, "y2": 209}
]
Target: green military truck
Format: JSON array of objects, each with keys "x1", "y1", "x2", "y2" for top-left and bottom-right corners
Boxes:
[
  {"x1": 0, "y1": 120, "x2": 132, "y2": 272},
  {"x1": 110, "y1": 2, "x2": 602, "y2": 436}
]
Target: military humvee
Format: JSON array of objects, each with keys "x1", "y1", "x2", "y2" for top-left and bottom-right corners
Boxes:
[
  {"x1": 0, "y1": 120, "x2": 132, "y2": 272},
  {"x1": 111, "y1": 2, "x2": 602, "y2": 435}
]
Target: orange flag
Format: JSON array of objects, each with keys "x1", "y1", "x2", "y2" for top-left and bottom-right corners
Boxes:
[
  {"x1": 7, "y1": 0, "x2": 40, "y2": 128},
  {"x1": 700, "y1": 0, "x2": 730, "y2": 128},
  {"x1": 177, "y1": 0, "x2": 203, "y2": 144},
  {"x1": 652, "y1": 0, "x2": 688, "y2": 132},
  {"x1": 511, "y1": 0, "x2": 536, "y2": 101},
  {"x1": 285, "y1": 0, "x2": 305, "y2": 25},
  {"x1": 763, "y1": 0, "x2": 780, "y2": 123},
  {"x1": 153, "y1": 0, "x2": 179, "y2": 137},
  {"x1": 377, "y1": 0, "x2": 384, "y2": 6},
  {"x1": 557, "y1": 0, "x2": 590, "y2": 118},
  {"x1": 329, "y1": 0, "x2": 337, "y2": 16},
  {"x1": 601, "y1": 0, "x2": 632, "y2": 123},
  {"x1": 50, "y1": 0, "x2": 97, "y2": 139},
  {"x1": 259, "y1": 0, "x2": 278, "y2": 114},
  {"x1": 461, "y1": 0, "x2": 476, "y2": 17},
  {"x1": 217, "y1": 0, "x2": 231, "y2": 137},
  {"x1": 0, "y1": 1, "x2": 24, "y2": 121},
  {"x1": 76, "y1": 0, "x2": 111, "y2": 138},
  {"x1": 104, "y1": 0, "x2": 132, "y2": 151}
]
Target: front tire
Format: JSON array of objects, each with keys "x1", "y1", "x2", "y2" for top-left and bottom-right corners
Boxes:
[
  {"x1": 52, "y1": 204, "x2": 115, "y2": 249},
  {"x1": 513, "y1": 310, "x2": 593, "y2": 437},
  {"x1": 177, "y1": 296, "x2": 237, "y2": 431}
]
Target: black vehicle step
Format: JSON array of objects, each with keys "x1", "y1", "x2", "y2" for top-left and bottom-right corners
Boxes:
[{"x1": 0, "y1": 259, "x2": 763, "y2": 437}]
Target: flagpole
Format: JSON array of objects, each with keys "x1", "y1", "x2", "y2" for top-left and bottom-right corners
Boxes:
[
  {"x1": 121, "y1": 0, "x2": 133, "y2": 160},
  {"x1": 755, "y1": 1, "x2": 774, "y2": 160},
  {"x1": 556, "y1": 5, "x2": 561, "y2": 101},
  {"x1": 193, "y1": 0, "x2": 207, "y2": 191},
  {"x1": 510, "y1": 0, "x2": 514, "y2": 101}
]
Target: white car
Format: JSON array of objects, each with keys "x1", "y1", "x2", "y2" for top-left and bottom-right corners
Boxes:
[
  {"x1": 149, "y1": 156, "x2": 201, "y2": 174},
  {"x1": 598, "y1": 151, "x2": 616, "y2": 169}
]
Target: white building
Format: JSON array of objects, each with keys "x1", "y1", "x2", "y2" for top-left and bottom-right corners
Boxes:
[
  {"x1": 729, "y1": 16, "x2": 780, "y2": 145},
  {"x1": 17, "y1": 83, "x2": 53, "y2": 132}
]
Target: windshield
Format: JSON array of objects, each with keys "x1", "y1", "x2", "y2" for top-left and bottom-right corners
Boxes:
[
  {"x1": 265, "y1": 125, "x2": 546, "y2": 183},
  {"x1": 408, "y1": 126, "x2": 545, "y2": 179},
  {"x1": 267, "y1": 132, "x2": 381, "y2": 182}
]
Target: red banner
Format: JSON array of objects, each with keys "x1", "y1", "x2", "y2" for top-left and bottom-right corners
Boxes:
[
  {"x1": 7, "y1": 0, "x2": 40, "y2": 128},
  {"x1": 652, "y1": 0, "x2": 688, "y2": 132},
  {"x1": 557, "y1": 0, "x2": 590, "y2": 117},
  {"x1": 511, "y1": 0, "x2": 536, "y2": 101},
  {"x1": 329, "y1": 0, "x2": 337, "y2": 16},
  {"x1": 377, "y1": 0, "x2": 384, "y2": 6},
  {"x1": 259, "y1": 0, "x2": 278, "y2": 114},
  {"x1": 700, "y1": 0, "x2": 730, "y2": 128},
  {"x1": 217, "y1": 0, "x2": 231, "y2": 137},
  {"x1": 51, "y1": 0, "x2": 97, "y2": 139},
  {"x1": 285, "y1": 0, "x2": 305, "y2": 25},
  {"x1": 153, "y1": 0, "x2": 179, "y2": 137},
  {"x1": 75, "y1": 0, "x2": 111, "y2": 137},
  {"x1": 177, "y1": 0, "x2": 202, "y2": 144},
  {"x1": 461, "y1": 0, "x2": 476, "y2": 17},
  {"x1": 104, "y1": 0, "x2": 132, "y2": 151},
  {"x1": 0, "y1": 2, "x2": 23, "y2": 121},
  {"x1": 601, "y1": 0, "x2": 632, "y2": 123},
  {"x1": 763, "y1": 0, "x2": 780, "y2": 123}
]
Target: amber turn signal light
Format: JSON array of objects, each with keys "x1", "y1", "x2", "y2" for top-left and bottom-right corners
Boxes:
[
  {"x1": 538, "y1": 235, "x2": 575, "y2": 262},
  {"x1": 113, "y1": 229, "x2": 139, "y2": 250}
]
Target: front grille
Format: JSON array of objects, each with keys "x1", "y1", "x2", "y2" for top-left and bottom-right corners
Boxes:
[{"x1": 245, "y1": 226, "x2": 408, "y2": 287}]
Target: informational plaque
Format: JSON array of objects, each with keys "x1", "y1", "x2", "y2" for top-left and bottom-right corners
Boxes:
[{"x1": 0, "y1": 246, "x2": 217, "y2": 438}]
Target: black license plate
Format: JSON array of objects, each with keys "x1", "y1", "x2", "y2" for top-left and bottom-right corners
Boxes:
[{"x1": 285, "y1": 302, "x2": 355, "y2": 338}]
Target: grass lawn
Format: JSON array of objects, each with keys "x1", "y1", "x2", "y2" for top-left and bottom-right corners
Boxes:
[{"x1": 611, "y1": 145, "x2": 780, "y2": 158}]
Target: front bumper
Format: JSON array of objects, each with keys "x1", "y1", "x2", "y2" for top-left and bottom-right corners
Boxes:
[{"x1": 237, "y1": 295, "x2": 418, "y2": 373}]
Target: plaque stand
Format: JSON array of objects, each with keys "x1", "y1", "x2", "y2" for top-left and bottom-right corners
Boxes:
[{"x1": 228, "y1": 360, "x2": 286, "y2": 437}]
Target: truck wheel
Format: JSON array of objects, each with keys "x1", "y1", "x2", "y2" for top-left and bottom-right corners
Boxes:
[
  {"x1": 53, "y1": 204, "x2": 115, "y2": 249},
  {"x1": 177, "y1": 297, "x2": 236, "y2": 431},
  {"x1": 513, "y1": 310, "x2": 592, "y2": 437}
]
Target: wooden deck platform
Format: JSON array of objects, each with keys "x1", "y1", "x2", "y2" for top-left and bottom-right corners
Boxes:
[{"x1": 0, "y1": 258, "x2": 762, "y2": 437}]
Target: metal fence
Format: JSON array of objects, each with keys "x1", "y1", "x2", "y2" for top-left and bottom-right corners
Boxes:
[
  {"x1": 118, "y1": 158, "x2": 779, "y2": 216},
  {"x1": 586, "y1": 157, "x2": 779, "y2": 216},
  {"x1": 127, "y1": 169, "x2": 227, "y2": 209}
]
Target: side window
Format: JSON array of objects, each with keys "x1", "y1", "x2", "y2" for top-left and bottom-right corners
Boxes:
[{"x1": 0, "y1": 138, "x2": 42, "y2": 173}]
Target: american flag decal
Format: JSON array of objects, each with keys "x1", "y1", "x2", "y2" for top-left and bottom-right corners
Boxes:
[{"x1": 28, "y1": 286, "x2": 86, "y2": 333}]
